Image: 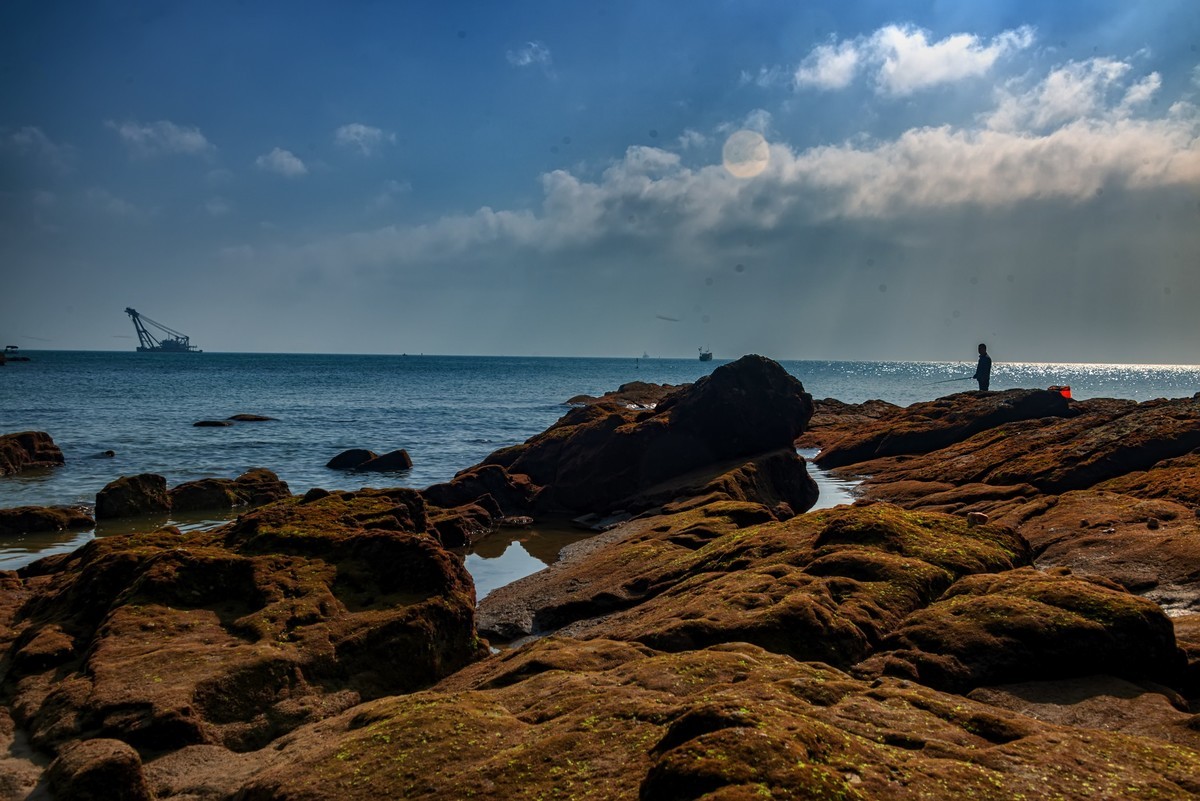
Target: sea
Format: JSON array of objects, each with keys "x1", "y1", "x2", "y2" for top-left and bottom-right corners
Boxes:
[{"x1": 3, "y1": 351, "x2": 1199, "y2": 591}]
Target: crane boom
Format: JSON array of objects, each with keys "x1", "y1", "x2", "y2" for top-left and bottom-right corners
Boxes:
[{"x1": 124, "y1": 308, "x2": 202, "y2": 352}]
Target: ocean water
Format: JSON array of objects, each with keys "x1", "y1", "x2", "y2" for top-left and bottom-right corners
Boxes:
[{"x1": 3, "y1": 351, "x2": 1198, "y2": 574}]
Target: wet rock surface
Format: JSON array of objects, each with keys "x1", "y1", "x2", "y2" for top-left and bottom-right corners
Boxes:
[
  {"x1": 0, "y1": 505, "x2": 94, "y2": 537},
  {"x1": 0, "y1": 431, "x2": 64, "y2": 476}
]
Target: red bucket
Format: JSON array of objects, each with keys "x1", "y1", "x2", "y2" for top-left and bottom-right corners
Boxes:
[{"x1": 1048, "y1": 385, "x2": 1072, "y2": 399}]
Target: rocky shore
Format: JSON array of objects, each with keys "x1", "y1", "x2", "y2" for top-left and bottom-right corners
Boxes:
[{"x1": 2, "y1": 356, "x2": 1199, "y2": 799}]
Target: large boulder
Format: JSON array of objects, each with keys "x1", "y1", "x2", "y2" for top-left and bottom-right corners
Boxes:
[
  {"x1": 471, "y1": 355, "x2": 816, "y2": 516},
  {"x1": 0, "y1": 431, "x2": 64, "y2": 476},
  {"x1": 0, "y1": 505, "x2": 94, "y2": 537},
  {"x1": 46, "y1": 738, "x2": 153, "y2": 801},
  {"x1": 169, "y1": 468, "x2": 291, "y2": 513},
  {"x1": 95, "y1": 473, "x2": 170, "y2": 519}
]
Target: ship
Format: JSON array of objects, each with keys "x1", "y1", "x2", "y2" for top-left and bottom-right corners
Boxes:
[
  {"x1": 699, "y1": 347, "x2": 713, "y2": 362},
  {"x1": 125, "y1": 308, "x2": 202, "y2": 352}
]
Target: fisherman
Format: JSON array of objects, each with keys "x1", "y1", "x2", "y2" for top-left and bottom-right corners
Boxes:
[{"x1": 972, "y1": 343, "x2": 992, "y2": 392}]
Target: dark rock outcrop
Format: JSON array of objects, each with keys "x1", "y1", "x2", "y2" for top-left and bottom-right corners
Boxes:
[
  {"x1": 814, "y1": 389, "x2": 1072, "y2": 469},
  {"x1": 227, "y1": 414, "x2": 276, "y2": 422},
  {"x1": 95, "y1": 473, "x2": 170, "y2": 519},
  {"x1": 565, "y1": 380, "x2": 680, "y2": 408},
  {"x1": 444, "y1": 355, "x2": 817, "y2": 520},
  {"x1": 193, "y1": 420, "x2": 234, "y2": 427},
  {"x1": 357, "y1": 449, "x2": 413, "y2": 472},
  {"x1": 0, "y1": 431, "x2": 64, "y2": 476},
  {"x1": 169, "y1": 468, "x2": 291, "y2": 513},
  {"x1": 0, "y1": 506, "x2": 94, "y2": 537},
  {"x1": 326, "y1": 449, "x2": 378, "y2": 470}
]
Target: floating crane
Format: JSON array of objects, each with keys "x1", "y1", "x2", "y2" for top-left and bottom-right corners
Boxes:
[{"x1": 124, "y1": 308, "x2": 202, "y2": 352}]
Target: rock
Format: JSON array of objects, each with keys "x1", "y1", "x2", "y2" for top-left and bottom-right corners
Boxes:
[
  {"x1": 814, "y1": 389, "x2": 1072, "y2": 469},
  {"x1": 193, "y1": 420, "x2": 234, "y2": 427},
  {"x1": 2, "y1": 487, "x2": 485, "y2": 761},
  {"x1": 966, "y1": 511, "x2": 989, "y2": 526},
  {"x1": 357, "y1": 449, "x2": 413, "y2": 472},
  {"x1": 565, "y1": 381, "x2": 681, "y2": 408},
  {"x1": 854, "y1": 566, "x2": 1184, "y2": 692},
  {"x1": 168, "y1": 468, "x2": 290, "y2": 513},
  {"x1": 0, "y1": 431, "x2": 64, "y2": 475},
  {"x1": 0, "y1": 505, "x2": 94, "y2": 537},
  {"x1": 47, "y1": 738, "x2": 153, "y2": 801},
  {"x1": 237, "y1": 639, "x2": 1200, "y2": 801},
  {"x1": 469, "y1": 355, "x2": 815, "y2": 517},
  {"x1": 95, "y1": 473, "x2": 170, "y2": 519},
  {"x1": 326, "y1": 449, "x2": 378, "y2": 470},
  {"x1": 1148, "y1": 517, "x2": 1161, "y2": 530},
  {"x1": 499, "y1": 516, "x2": 534, "y2": 527},
  {"x1": 227, "y1": 414, "x2": 276, "y2": 422}
]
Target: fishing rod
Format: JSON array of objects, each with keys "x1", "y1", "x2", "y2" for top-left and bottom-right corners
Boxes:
[{"x1": 924, "y1": 376, "x2": 975, "y2": 385}]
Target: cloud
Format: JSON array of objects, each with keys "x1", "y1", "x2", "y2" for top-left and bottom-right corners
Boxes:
[
  {"x1": 789, "y1": 23, "x2": 1034, "y2": 96},
  {"x1": 740, "y1": 65, "x2": 790, "y2": 89},
  {"x1": 506, "y1": 41, "x2": 553, "y2": 72},
  {"x1": 106, "y1": 120, "x2": 214, "y2": 157},
  {"x1": 677, "y1": 129, "x2": 708, "y2": 149},
  {"x1": 794, "y1": 40, "x2": 861, "y2": 90},
  {"x1": 334, "y1": 123, "x2": 396, "y2": 156},
  {"x1": 4, "y1": 126, "x2": 74, "y2": 172},
  {"x1": 987, "y1": 57, "x2": 1158, "y2": 131},
  {"x1": 370, "y1": 179, "x2": 412, "y2": 209},
  {"x1": 255, "y1": 147, "x2": 307, "y2": 177}
]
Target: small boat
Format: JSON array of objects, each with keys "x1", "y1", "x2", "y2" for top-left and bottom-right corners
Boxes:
[
  {"x1": 2, "y1": 345, "x2": 30, "y2": 362},
  {"x1": 699, "y1": 347, "x2": 713, "y2": 362}
]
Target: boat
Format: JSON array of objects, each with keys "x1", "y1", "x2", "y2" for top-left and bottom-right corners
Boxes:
[
  {"x1": 125, "y1": 308, "x2": 202, "y2": 353},
  {"x1": 2, "y1": 345, "x2": 30, "y2": 363},
  {"x1": 699, "y1": 347, "x2": 713, "y2": 362}
]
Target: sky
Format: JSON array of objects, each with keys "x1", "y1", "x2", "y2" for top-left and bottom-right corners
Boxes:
[{"x1": 1, "y1": 1, "x2": 1198, "y2": 363}]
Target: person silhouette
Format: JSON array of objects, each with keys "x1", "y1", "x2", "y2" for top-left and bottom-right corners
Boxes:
[{"x1": 973, "y1": 343, "x2": 992, "y2": 391}]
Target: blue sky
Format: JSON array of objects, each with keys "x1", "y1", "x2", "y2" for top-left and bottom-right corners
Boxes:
[{"x1": 2, "y1": 1, "x2": 1198, "y2": 362}]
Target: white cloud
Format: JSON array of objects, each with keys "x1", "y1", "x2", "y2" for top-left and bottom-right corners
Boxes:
[
  {"x1": 255, "y1": 147, "x2": 307, "y2": 177},
  {"x1": 677, "y1": 129, "x2": 708, "y2": 150},
  {"x1": 5, "y1": 126, "x2": 73, "y2": 172},
  {"x1": 506, "y1": 41, "x2": 552, "y2": 70},
  {"x1": 987, "y1": 58, "x2": 1159, "y2": 132},
  {"x1": 788, "y1": 23, "x2": 1034, "y2": 96},
  {"x1": 871, "y1": 24, "x2": 1034, "y2": 96},
  {"x1": 717, "y1": 109, "x2": 774, "y2": 137},
  {"x1": 106, "y1": 120, "x2": 214, "y2": 157},
  {"x1": 794, "y1": 40, "x2": 861, "y2": 90},
  {"x1": 334, "y1": 123, "x2": 396, "y2": 156}
]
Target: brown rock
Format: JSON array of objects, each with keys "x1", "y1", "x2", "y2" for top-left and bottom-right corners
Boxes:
[
  {"x1": 227, "y1": 414, "x2": 277, "y2": 422},
  {"x1": 193, "y1": 420, "x2": 234, "y2": 427},
  {"x1": 814, "y1": 389, "x2": 1072, "y2": 469},
  {"x1": 95, "y1": 473, "x2": 170, "y2": 519},
  {"x1": 237, "y1": 639, "x2": 1200, "y2": 801},
  {"x1": 565, "y1": 380, "x2": 681, "y2": 407},
  {"x1": 356, "y1": 449, "x2": 413, "y2": 472},
  {"x1": 0, "y1": 505, "x2": 94, "y2": 537},
  {"x1": 3, "y1": 487, "x2": 485, "y2": 760},
  {"x1": 0, "y1": 431, "x2": 64, "y2": 475},
  {"x1": 47, "y1": 738, "x2": 153, "y2": 801},
  {"x1": 169, "y1": 468, "x2": 290, "y2": 513}
]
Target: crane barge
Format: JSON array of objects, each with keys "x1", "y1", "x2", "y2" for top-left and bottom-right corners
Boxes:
[{"x1": 124, "y1": 308, "x2": 202, "y2": 352}]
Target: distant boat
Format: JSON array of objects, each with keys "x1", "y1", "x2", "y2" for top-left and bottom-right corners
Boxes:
[
  {"x1": 2, "y1": 345, "x2": 30, "y2": 363},
  {"x1": 125, "y1": 308, "x2": 202, "y2": 353},
  {"x1": 642, "y1": 351, "x2": 650, "y2": 359},
  {"x1": 699, "y1": 347, "x2": 713, "y2": 362}
]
